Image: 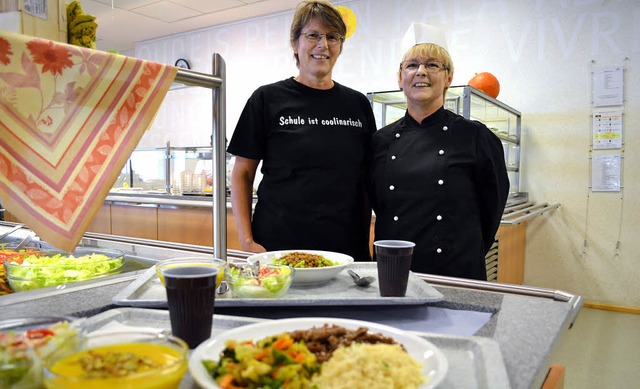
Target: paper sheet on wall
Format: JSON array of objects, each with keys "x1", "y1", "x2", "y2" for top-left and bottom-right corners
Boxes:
[
  {"x1": 593, "y1": 110, "x2": 622, "y2": 149},
  {"x1": 593, "y1": 66, "x2": 623, "y2": 107},
  {"x1": 591, "y1": 154, "x2": 621, "y2": 192}
]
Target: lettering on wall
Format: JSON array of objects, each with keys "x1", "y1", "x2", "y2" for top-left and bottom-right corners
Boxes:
[{"x1": 134, "y1": 0, "x2": 639, "y2": 147}]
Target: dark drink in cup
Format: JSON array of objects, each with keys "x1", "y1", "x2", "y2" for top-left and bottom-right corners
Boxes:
[
  {"x1": 374, "y1": 240, "x2": 415, "y2": 297},
  {"x1": 164, "y1": 266, "x2": 219, "y2": 349}
]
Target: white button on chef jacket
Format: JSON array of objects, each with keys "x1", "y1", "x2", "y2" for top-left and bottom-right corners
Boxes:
[
  {"x1": 438, "y1": 179, "x2": 444, "y2": 185},
  {"x1": 436, "y1": 248, "x2": 443, "y2": 254},
  {"x1": 439, "y1": 150, "x2": 444, "y2": 155},
  {"x1": 436, "y1": 215, "x2": 442, "y2": 221},
  {"x1": 393, "y1": 216, "x2": 399, "y2": 221}
]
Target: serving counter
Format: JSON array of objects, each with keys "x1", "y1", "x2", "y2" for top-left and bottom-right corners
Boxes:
[
  {"x1": 30, "y1": 191, "x2": 557, "y2": 284},
  {"x1": 0, "y1": 225, "x2": 581, "y2": 389}
]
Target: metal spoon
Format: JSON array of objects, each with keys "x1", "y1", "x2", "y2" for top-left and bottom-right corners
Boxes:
[
  {"x1": 348, "y1": 269, "x2": 375, "y2": 287},
  {"x1": 217, "y1": 280, "x2": 229, "y2": 295},
  {"x1": 15, "y1": 231, "x2": 36, "y2": 250}
]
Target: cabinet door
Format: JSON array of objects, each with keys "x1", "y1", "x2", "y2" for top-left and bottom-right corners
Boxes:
[
  {"x1": 86, "y1": 204, "x2": 111, "y2": 234},
  {"x1": 158, "y1": 206, "x2": 213, "y2": 246},
  {"x1": 157, "y1": 207, "x2": 241, "y2": 249},
  {"x1": 111, "y1": 203, "x2": 158, "y2": 240},
  {"x1": 495, "y1": 222, "x2": 527, "y2": 284}
]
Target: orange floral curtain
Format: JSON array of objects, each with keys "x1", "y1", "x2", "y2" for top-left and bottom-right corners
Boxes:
[{"x1": 0, "y1": 31, "x2": 177, "y2": 252}]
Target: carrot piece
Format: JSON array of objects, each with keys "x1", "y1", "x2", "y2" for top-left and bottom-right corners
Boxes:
[
  {"x1": 255, "y1": 348, "x2": 269, "y2": 360},
  {"x1": 273, "y1": 336, "x2": 293, "y2": 350},
  {"x1": 218, "y1": 374, "x2": 235, "y2": 389}
]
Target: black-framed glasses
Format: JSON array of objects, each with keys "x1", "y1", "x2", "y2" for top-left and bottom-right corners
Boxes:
[
  {"x1": 300, "y1": 31, "x2": 343, "y2": 46},
  {"x1": 401, "y1": 61, "x2": 449, "y2": 73}
]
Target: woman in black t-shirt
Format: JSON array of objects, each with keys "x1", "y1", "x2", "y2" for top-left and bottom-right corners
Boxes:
[{"x1": 227, "y1": 1, "x2": 376, "y2": 261}]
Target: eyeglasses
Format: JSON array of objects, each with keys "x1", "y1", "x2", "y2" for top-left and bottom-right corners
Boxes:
[
  {"x1": 300, "y1": 31, "x2": 343, "y2": 46},
  {"x1": 401, "y1": 61, "x2": 449, "y2": 74}
]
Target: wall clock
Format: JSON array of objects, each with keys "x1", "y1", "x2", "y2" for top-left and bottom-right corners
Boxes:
[{"x1": 175, "y1": 58, "x2": 190, "y2": 69}]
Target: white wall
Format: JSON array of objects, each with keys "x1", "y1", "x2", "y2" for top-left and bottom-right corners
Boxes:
[{"x1": 133, "y1": 0, "x2": 640, "y2": 308}]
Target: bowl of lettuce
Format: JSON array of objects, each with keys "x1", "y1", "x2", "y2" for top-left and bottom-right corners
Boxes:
[
  {"x1": 225, "y1": 263, "x2": 293, "y2": 299},
  {"x1": 3, "y1": 248, "x2": 124, "y2": 292}
]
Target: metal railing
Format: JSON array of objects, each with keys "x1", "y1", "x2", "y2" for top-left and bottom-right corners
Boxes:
[
  {"x1": 502, "y1": 202, "x2": 561, "y2": 225},
  {"x1": 173, "y1": 54, "x2": 227, "y2": 260}
]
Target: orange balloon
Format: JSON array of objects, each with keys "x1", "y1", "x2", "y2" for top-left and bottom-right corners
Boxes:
[
  {"x1": 336, "y1": 6, "x2": 357, "y2": 39},
  {"x1": 468, "y1": 72, "x2": 500, "y2": 99}
]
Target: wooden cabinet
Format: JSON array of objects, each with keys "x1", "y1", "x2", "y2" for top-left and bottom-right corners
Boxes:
[
  {"x1": 157, "y1": 206, "x2": 240, "y2": 249},
  {"x1": 86, "y1": 204, "x2": 111, "y2": 234},
  {"x1": 81, "y1": 202, "x2": 241, "y2": 249},
  {"x1": 110, "y1": 203, "x2": 158, "y2": 240},
  {"x1": 495, "y1": 222, "x2": 527, "y2": 284}
]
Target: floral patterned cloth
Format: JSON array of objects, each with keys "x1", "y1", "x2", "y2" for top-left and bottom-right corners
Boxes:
[{"x1": 0, "y1": 31, "x2": 177, "y2": 252}]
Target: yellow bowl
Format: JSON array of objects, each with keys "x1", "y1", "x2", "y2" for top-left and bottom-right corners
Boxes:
[
  {"x1": 43, "y1": 331, "x2": 188, "y2": 389},
  {"x1": 155, "y1": 257, "x2": 225, "y2": 288}
]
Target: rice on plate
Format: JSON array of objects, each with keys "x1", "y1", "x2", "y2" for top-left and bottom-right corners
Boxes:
[{"x1": 309, "y1": 343, "x2": 425, "y2": 389}]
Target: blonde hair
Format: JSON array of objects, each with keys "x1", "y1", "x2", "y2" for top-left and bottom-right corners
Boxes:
[{"x1": 290, "y1": 1, "x2": 346, "y2": 66}]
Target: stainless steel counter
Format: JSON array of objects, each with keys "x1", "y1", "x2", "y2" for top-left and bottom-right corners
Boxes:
[{"x1": 0, "y1": 225, "x2": 582, "y2": 389}]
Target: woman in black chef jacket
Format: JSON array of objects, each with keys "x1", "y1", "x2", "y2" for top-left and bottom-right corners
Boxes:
[
  {"x1": 370, "y1": 43, "x2": 509, "y2": 280},
  {"x1": 227, "y1": 1, "x2": 376, "y2": 261}
]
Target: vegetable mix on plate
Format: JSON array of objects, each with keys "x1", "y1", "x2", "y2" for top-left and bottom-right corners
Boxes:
[{"x1": 202, "y1": 333, "x2": 319, "y2": 389}]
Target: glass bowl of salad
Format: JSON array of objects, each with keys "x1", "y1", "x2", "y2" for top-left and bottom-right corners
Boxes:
[
  {"x1": 3, "y1": 247, "x2": 124, "y2": 292},
  {"x1": 43, "y1": 330, "x2": 188, "y2": 389},
  {"x1": 0, "y1": 245, "x2": 44, "y2": 295},
  {"x1": 0, "y1": 316, "x2": 82, "y2": 389},
  {"x1": 225, "y1": 262, "x2": 293, "y2": 299}
]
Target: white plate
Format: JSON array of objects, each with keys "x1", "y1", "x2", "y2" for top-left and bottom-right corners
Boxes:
[
  {"x1": 247, "y1": 250, "x2": 354, "y2": 286},
  {"x1": 189, "y1": 317, "x2": 448, "y2": 389}
]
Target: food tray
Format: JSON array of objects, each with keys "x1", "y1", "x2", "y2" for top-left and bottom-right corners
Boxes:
[
  {"x1": 112, "y1": 262, "x2": 443, "y2": 308},
  {"x1": 83, "y1": 308, "x2": 510, "y2": 389}
]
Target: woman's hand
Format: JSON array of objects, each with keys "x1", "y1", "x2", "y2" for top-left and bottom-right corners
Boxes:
[{"x1": 241, "y1": 239, "x2": 266, "y2": 253}]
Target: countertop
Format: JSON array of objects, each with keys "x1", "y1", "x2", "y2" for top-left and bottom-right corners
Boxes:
[
  {"x1": 0, "y1": 224, "x2": 579, "y2": 388},
  {"x1": 0, "y1": 263, "x2": 582, "y2": 389}
]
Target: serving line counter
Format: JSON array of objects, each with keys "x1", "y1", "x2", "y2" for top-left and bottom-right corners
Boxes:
[{"x1": 0, "y1": 225, "x2": 581, "y2": 389}]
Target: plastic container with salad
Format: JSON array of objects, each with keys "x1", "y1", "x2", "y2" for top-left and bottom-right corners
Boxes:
[
  {"x1": 0, "y1": 317, "x2": 82, "y2": 389},
  {"x1": 3, "y1": 247, "x2": 124, "y2": 292}
]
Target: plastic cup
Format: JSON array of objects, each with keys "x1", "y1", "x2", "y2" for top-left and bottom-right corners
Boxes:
[
  {"x1": 374, "y1": 240, "x2": 415, "y2": 297},
  {"x1": 163, "y1": 266, "x2": 219, "y2": 349}
]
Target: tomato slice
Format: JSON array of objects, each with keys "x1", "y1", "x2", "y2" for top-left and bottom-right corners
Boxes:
[{"x1": 26, "y1": 328, "x2": 55, "y2": 339}]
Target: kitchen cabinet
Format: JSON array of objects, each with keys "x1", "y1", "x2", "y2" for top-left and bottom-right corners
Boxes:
[
  {"x1": 86, "y1": 204, "x2": 111, "y2": 235},
  {"x1": 83, "y1": 198, "x2": 241, "y2": 250},
  {"x1": 157, "y1": 205, "x2": 240, "y2": 249},
  {"x1": 368, "y1": 85, "x2": 522, "y2": 194},
  {"x1": 110, "y1": 203, "x2": 158, "y2": 240}
]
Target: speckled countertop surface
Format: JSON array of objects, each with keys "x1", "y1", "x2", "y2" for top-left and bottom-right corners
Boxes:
[{"x1": 0, "y1": 270, "x2": 582, "y2": 389}]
